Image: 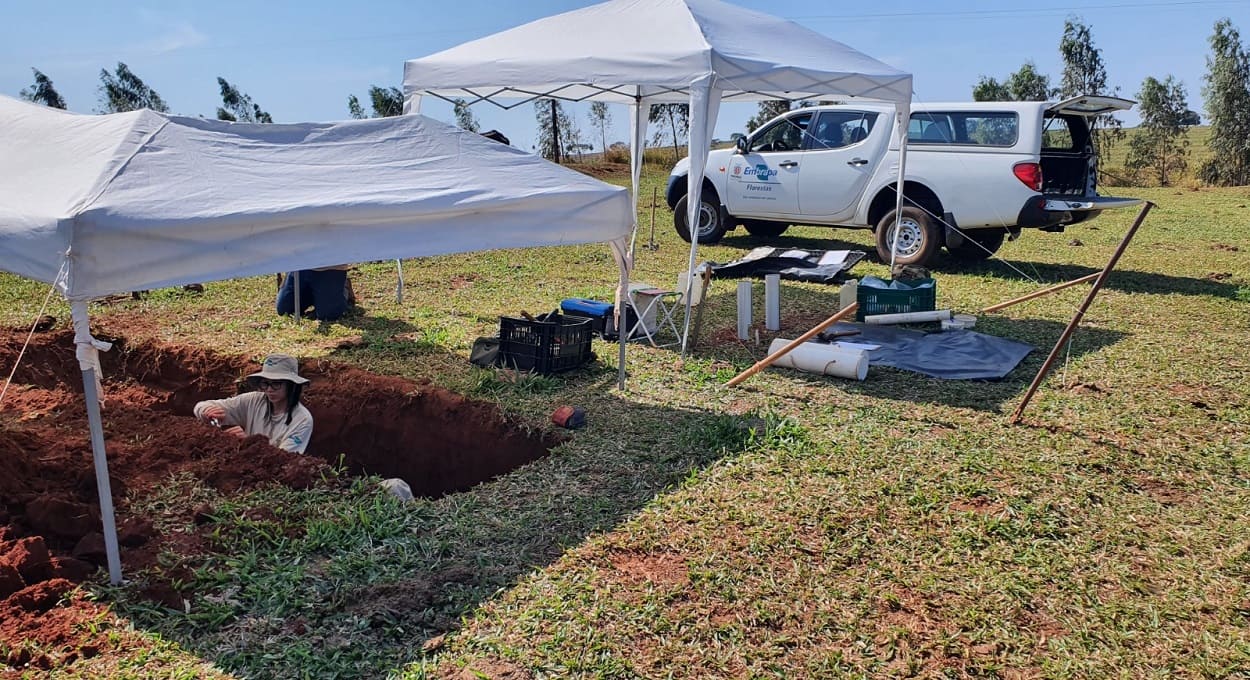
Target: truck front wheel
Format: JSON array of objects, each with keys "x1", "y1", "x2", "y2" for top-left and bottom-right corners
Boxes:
[
  {"x1": 875, "y1": 207, "x2": 940, "y2": 266},
  {"x1": 674, "y1": 194, "x2": 728, "y2": 244}
]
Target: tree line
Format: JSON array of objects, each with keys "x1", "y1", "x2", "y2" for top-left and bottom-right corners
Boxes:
[{"x1": 18, "y1": 16, "x2": 1250, "y2": 186}]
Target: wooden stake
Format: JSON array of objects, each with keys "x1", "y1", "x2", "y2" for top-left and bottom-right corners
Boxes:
[
  {"x1": 1011, "y1": 202, "x2": 1153, "y2": 423},
  {"x1": 726, "y1": 303, "x2": 858, "y2": 388},
  {"x1": 689, "y1": 267, "x2": 714, "y2": 348},
  {"x1": 647, "y1": 186, "x2": 658, "y2": 250},
  {"x1": 982, "y1": 272, "x2": 1100, "y2": 313}
]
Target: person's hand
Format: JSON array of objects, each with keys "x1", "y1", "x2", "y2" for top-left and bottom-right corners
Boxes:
[
  {"x1": 201, "y1": 405, "x2": 227, "y2": 423},
  {"x1": 223, "y1": 426, "x2": 246, "y2": 439}
]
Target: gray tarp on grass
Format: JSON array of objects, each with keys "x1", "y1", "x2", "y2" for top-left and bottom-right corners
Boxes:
[{"x1": 820, "y1": 322, "x2": 1034, "y2": 380}]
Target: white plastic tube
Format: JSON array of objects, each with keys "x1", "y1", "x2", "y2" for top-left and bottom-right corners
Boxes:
[
  {"x1": 765, "y1": 274, "x2": 780, "y2": 331},
  {"x1": 737, "y1": 281, "x2": 752, "y2": 340},
  {"x1": 864, "y1": 309, "x2": 952, "y2": 325},
  {"x1": 767, "y1": 339, "x2": 869, "y2": 381}
]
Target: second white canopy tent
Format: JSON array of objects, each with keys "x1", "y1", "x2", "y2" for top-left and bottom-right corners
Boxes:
[{"x1": 402, "y1": 0, "x2": 915, "y2": 360}]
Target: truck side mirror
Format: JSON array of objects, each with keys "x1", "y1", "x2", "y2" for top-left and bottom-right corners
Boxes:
[{"x1": 734, "y1": 136, "x2": 748, "y2": 154}]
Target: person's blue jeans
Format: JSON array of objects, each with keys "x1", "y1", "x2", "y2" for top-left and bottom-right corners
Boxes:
[{"x1": 276, "y1": 269, "x2": 349, "y2": 321}]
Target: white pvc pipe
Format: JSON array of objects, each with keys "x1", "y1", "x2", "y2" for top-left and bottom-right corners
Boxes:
[
  {"x1": 293, "y1": 271, "x2": 301, "y2": 322},
  {"x1": 864, "y1": 309, "x2": 951, "y2": 325},
  {"x1": 81, "y1": 367, "x2": 122, "y2": 584},
  {"x1": 395, "y1": 259, "x2": 405, "y2": 304},
  {"x1": 764, "y1": 274, "x2": 780, "y2": 331},
  {"x1": 767, "y1": 339, "x2": 868, "y2": 380},
  {"x1": 736, "y1": 281, "x2": 752, "y2": 340}
]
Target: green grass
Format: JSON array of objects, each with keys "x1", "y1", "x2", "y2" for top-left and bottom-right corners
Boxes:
[{"x1": 2, "y1": 161, "x2": 1248, "y2": 678}]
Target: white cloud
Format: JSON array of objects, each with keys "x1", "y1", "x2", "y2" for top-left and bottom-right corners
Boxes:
[{"x1": 134, "y1": 10, "x2": 208, "y2": 55}]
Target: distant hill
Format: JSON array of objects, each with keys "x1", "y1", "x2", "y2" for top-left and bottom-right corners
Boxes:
[{"x1": 1098, "y1": 125, "x2": 1211, "y2": 186}]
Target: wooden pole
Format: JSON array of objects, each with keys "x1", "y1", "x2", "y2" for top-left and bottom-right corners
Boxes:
[
  {"x1": 689, "y1": 267, "x2": 714, "y2": 348},
  {"x1": 726, "y1": 303, "x2": 858, "y2": 388},
  {"x1": 982, "y1": 272, "x2": 1100, "y2": 313},
  {"x1": 647, "y1": 186, "x2": 658, "y2": 249},
  {"x1": 1010, "y1": 202, "x2": 1153, "y2": 423}
]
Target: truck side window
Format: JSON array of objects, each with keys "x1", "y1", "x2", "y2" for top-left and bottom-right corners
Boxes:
[
  {"x1": 749, "y1": 112, "x2": 813, "y2": 153},
  {"x1": 808, "y1": 111, "x2": 878, "y2": 149},
  {"x1": 909, "y1": 112, "x2": 1018, "y2": 146}
]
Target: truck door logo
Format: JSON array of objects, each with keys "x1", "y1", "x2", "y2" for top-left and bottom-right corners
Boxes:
[{"x1": 743, "y1": 164, "x2": 778, "y2": 182}]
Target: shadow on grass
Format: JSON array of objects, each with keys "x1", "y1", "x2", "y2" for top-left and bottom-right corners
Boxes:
[{"x1": 928, "y1": 258, "x2": 1243, "y2": 300}]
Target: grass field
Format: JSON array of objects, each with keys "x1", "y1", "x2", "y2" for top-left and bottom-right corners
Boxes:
[
  {"x1": 1, "y1": 162, "x2": 1247, "y2": 679},
  {"x1": 1099, "y1": 125, "x2": 1213, "y2": 187}
]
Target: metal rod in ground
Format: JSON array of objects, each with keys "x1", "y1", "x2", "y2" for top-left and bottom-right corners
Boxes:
[
  {"x1": 1010, "y1": 201, "x2": 1154, "y2": 423},
  {"x1": 982, "y1": 272, "x2": 1101, "y2": 313},
  {"x1": 726, "y1": 303, "x2": 858, "y2": 388},
  {"x1": 648, "y1": 186, "x2": 658, "y2": 249}
]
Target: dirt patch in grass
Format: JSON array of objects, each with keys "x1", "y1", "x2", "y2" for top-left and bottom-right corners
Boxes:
[
  {"x1": 608, "y1": 550, "x2": 690, "y2": 588},
  {"x1": 0, "y1": 327, "x2": 561, "y2": 674}
]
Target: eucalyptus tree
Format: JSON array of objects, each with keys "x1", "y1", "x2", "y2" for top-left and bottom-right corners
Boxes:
[
  {"x1": 97, "y1": 62, "x2": 168, "y2": 113},
  {"x1": 1201, "y1": 18, "x2": 1250, "y2": 186},
  {"x1": 216, "y1": 77, "x2": 272, "y2": 123},
  {"x1": 20, "y1": 68, "x2": 66, "y2": 109},
  {"x1": 1059, "y1": 18, "x2": 1122, "y2": 166},
  {"x1": 1127, "y1": 75, "x2": 1194, "y2": 185}
]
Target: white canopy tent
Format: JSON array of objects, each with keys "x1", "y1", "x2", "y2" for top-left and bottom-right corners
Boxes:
[
  {"x1": 403, "y1": 0, "x2": 915, "y2": 354},
  {"x1": 0, "y1": 95, "x2": 634, "y2": 583}
]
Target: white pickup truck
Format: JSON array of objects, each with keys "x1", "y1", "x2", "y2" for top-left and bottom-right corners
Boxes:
[{"x1": 666, "y1": 96, "x2": 1142, "y2": 266}]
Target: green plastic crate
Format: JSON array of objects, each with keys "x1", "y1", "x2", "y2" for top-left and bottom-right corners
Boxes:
[{"x1": 856, "y1": 278, "x2": 937, "y2": 321}]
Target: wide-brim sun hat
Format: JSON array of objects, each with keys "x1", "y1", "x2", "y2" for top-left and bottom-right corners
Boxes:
[{"x1": 246, "y1": 353, "x2": 310, "y2": 385}]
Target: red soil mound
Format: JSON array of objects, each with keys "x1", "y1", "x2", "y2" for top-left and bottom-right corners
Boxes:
[{"x1": 0, "y1": 327, "x2": 558, "y2": 673}]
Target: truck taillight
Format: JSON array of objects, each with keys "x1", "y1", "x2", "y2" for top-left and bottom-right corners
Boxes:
[{"x1": 1013, "y1": 162, "x2": 1043, "y2": 192}]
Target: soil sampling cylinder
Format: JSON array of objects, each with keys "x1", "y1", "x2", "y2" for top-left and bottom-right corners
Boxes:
[
  {"x1": 839, "y1": 279, "x2": 858, "y2": 311},
  {"x1": 737, "y1": 281, "x2": 752, "y2": 340},
  {"x1": 864, "y1": 309, "x2": 952, "y2": 325},
  {"x1": 766, "y1": 339, "x2": 869, "y2": 381},
  {"x1": 765, "y1": 274, "x2": 780, "y2": 331}
]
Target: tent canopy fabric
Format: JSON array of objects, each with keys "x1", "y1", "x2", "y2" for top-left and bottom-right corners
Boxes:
[
  {"x1": 0, "y1": 96, "x2": 633, "y2": 301},
  {"x1": 403, "y1": 0, "x2": 913, "y2": 354},
  {"x1": 402, "y1": 0, "x2": 912, "y2": 109}
]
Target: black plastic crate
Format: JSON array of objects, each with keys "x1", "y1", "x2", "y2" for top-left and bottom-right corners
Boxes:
[
  {"x1": 856, "y1": 278, "x2": 937, "y2": 321},
  {"x1": 499, "y1": 313, "x2": 594, "y2": 374}
]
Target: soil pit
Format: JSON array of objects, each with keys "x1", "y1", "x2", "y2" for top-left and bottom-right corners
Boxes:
[{"x1": 0, "y1": 327, "x2": 560, "y2": 670}]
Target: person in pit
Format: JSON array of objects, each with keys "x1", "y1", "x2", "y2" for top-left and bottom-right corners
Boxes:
[{"x1": 193, "y1": 353, "x2": 313, "y2": 454}]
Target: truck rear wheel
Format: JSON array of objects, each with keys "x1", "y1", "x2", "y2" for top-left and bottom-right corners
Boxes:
[
  {"x1": 674, "y1": 193, "x2": 728, "y2": 244},
  {"x1": 946, "y1": 230, "x2": 1006, "y2": 261},
  {"x1": 876, "y1": 207, "x2": 940, "y2": 267}
]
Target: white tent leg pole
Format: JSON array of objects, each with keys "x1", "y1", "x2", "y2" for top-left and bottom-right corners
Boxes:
[
  {"x1": 679, "y1": 79, "x2": 722, "y2": 358},
  {"x1": 71, "y1": 302, "x2": 122, "y2": 585},
  {"x1": 293, "y1": 271, "x2": 301, "y2": 323},
  {"x1": 395, "y1": 259, "x2": 405, "y2": 304},
  {"x1": 889, "y1": 110, "x2": 910, "y2": 273},
  {"x1": 81, "y1": 367, "x2": 122, "y2": 584},
  {"x1": 616, "y1": 99, "x2": 647, "y2": 391}
]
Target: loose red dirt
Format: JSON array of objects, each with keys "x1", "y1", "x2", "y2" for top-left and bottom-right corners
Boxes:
[{"x1": 0, "y1": 327, "x2": 559, "y2": 674}]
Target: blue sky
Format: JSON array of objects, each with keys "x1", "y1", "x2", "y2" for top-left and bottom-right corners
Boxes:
[{"x1": 4, "y1": 0, "x2": 1248, "y2": 154}]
